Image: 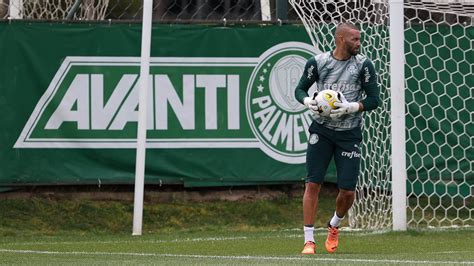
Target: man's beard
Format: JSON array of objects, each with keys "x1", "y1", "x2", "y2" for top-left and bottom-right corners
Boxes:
[{"x1": 349, "y1": 47, "x2": 359, "y2": 55}]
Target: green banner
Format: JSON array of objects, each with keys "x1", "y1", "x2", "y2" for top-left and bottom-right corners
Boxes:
[
  {"x1": 1, "y1": 22, "x2": 470, "y2": 191},
  {"x1": 0, "y1": 21, "x2": 328, "y2": 186}
]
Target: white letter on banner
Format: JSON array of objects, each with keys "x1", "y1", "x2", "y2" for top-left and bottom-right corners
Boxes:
[
  {"x1": 271, "y1": 113, "x2": 293, "y2": 151},
  {"x1": 227, "y1": 75, "x2": 240, "y2": 130},
  {"x1": 252, "y1": 96, "x2": 274, "y2": 131},
  {"x1": 109, "y1": 75, "x2": 154, "y2": 130},
  {"x1": 196, "y1": 75, "x2": 226, "y2": 130},
  {"x1": 91, "y1": 74, "x2": 136, "y2": 130},
  {"x1": 262, "y1": 110, "x2": 281, "y2": 141},
  {"x1": 155, "y1": 74, "x2": 195, "y2": 130},
  {"x1": 45, "y1": 74, "x2": 90, "y2": 130}
]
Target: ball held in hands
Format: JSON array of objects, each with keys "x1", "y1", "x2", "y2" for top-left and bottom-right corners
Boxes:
[{"x1": 314, "y1": 89, "x2": 342, "y2": 117}]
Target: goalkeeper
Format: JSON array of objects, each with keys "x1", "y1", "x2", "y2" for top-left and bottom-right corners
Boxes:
[{"x1": 295, "y1": 22, "x2": 380, "y2": 254}]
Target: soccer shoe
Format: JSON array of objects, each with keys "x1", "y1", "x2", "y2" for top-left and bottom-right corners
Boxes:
[
  {"x1": 301, "y1": 241, "x2": 316, "y2": 254},
  {"x1": 325, "y1": 223, "x2": 339, "y2": 253}
]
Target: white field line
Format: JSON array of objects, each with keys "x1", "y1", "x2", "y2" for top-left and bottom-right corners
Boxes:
[
  {"x1": 0, "y1": 231, "x2": 384, "y2": 246},
  {"x1": 429, "y1": 251, "x2": 474, "y2": 254},
  {"x1": 0, "y1": 249, "x2": 473, "y2": 265},
  {"x1": 0, "y1": 236, "x2": 250, "y2": 246}
]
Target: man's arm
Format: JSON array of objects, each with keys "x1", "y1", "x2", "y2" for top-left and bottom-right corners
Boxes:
[
  {"x1": 295, "y1": 57, "x2": 318, "y2": 104},
  {"x1": 359, "y1": 59, "x2": 380, "y2": 111}
]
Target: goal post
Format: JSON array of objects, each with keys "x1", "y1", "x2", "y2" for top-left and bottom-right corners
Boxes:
[
  {"x1": 389, "y1": 0, "x2": 407, "y2": 231},
  {"x1": 289, "y1": 0, "x2": 473, "y2": 230},
  {"x1": 132, "y1": 0, "x2": 153, "y2": 236},
  {"x1": 260, "y1": 0, "x2": 271, "y2": 21},
  {"x1": 8, "y1": 0, "x2": 23, "y2": 19}
]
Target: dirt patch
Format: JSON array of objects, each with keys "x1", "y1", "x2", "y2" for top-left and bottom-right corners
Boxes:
[{"x1": 0, "y1": 183, "x2": 340, "y2": 203}]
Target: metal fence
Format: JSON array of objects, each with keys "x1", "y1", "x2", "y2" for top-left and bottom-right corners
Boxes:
[
  {"x1": 0, "y1": 0, "x2": 297, "y2": 22},
  {"x1": 1, "y1": 0, "x2": 472, "y2": 24}
]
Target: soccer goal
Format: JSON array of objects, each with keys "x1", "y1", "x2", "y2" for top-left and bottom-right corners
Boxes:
[
  {"x1": 289, "y1": 0, "x2": 473, "y2": 230},
  {"x1": 6, "y1": 0, "x2": 109, "y2": 20}
]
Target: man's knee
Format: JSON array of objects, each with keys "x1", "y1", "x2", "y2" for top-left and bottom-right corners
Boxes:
[
  {"x1": 305, "y1": 182, "x2": 322, "y2": 195},
  {"x1": 338, "y1": 189, "x2": 355, "y2": 202}
]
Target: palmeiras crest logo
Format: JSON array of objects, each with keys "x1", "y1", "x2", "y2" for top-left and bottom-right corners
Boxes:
[{"x1": 246, "y1": 42, "x2": 320, "y2": 164}]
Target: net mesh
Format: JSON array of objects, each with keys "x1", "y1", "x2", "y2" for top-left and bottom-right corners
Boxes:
[
  {"x1": 8, "y1": 0, "x2": 110, "y2": 20},
  {"x1": 289, "y1": 0, "x2": 473, "y2": 229},
  {"x1": 403, "y1": 2, "x2": 473, "y2": 228}
]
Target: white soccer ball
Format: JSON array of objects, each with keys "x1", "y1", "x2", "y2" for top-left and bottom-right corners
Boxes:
[{"x1": 314, "y1": 89, "x2": 342, "y2": 117}]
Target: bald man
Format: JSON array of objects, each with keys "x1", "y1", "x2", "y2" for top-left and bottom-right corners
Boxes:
[{"x1": 295, "y1": 22, "x2": 380, "y2": 254}]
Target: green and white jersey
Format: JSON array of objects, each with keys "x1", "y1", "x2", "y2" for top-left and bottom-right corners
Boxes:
[{"x1": 295, "y1": 51, "x2": 380, "y2": 130}]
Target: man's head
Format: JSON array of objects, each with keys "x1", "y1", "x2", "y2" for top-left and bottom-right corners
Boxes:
[{"x1": 334, "y1": 22, "x2": 361, "y2": 56}]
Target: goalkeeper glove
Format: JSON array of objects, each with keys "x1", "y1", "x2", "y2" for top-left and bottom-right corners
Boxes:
[
  {"x1": 303, "y1": 92, "x2": 321, "y2": 119},
  {"x1": 330, "y1": 93, "x2": 361, "y2": 119}
]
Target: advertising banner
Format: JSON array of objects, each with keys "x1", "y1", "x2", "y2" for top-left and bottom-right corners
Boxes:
[{"x1": 0, "y1": 22, "x2": 331, "y2": 186}]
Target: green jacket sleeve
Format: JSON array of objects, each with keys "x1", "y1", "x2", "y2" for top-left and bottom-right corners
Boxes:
[
  {"x1": 295, "y1": 57, "x2": 318, "y2": 104},
  {"x1": 360, "y1": 59, "x2": 381, "y2": 111}
]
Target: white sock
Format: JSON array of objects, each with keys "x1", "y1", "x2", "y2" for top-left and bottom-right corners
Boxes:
[
  {"x1": 329, "y1": 212, "x2": 344, "y2": 228},
  {"x1": 304, "y1": 226, "x2": 315, "y2": 243}
]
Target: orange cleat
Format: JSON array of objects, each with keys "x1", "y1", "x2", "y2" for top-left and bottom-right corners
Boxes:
[
  {"x1": 325, "y1": 224, "x2": 339, "y2": 253},
  {"x1": 301, "y1": 241, "x2": 316, "y2": 254}
]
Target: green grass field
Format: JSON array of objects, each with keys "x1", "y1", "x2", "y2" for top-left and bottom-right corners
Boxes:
[
  {"x1": 0, "y1": 188, "x2": 473, "y2": 265},
  {"x1": 1, "y1": 229, "x2": 473, "y2": 265}
]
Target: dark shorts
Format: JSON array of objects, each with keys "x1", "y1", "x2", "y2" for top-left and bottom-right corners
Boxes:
[{"x1": 306, "y1": 122, "x2": 362, "y2": 191}]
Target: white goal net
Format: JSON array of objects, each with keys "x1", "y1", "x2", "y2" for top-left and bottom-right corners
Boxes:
[
  {"x1": 289, "y1": 0, "x2": 473, "y2": 229},
  {"x1": 5, "y1": 0, "x2": 109, "y2": 20}
]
